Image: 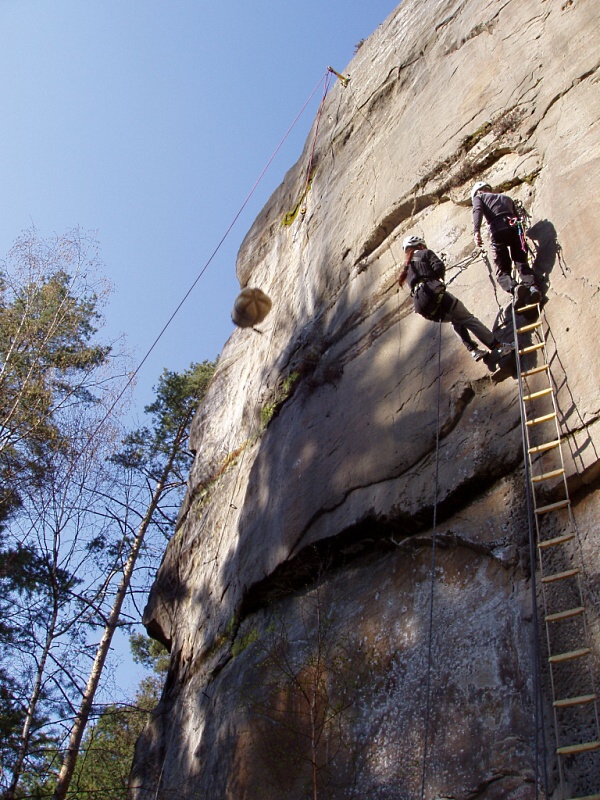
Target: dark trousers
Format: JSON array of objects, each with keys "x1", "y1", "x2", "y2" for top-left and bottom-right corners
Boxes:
[
  {"x1": 491, "y1": 226, "x2": 535, "y2": 293},
  {"x1": 439, "y1": 294, "x2": 496, "y2": 350}
]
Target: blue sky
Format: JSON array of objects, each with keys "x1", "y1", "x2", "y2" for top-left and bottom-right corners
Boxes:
[
  {"x1": 0, "y1": 0, "x2": 399, "y2": 694},
  {"x1": 0, "y1": 0, "x2": 398, "y2": 416}
]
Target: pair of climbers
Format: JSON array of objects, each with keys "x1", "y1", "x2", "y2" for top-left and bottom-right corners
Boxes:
[{"x1": 400, "y1": 184, "x2": 541, "y2": 365}]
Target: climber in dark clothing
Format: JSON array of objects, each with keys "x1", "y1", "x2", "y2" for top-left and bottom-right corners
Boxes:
[
  {"x1": 399, "y1": 235, "x2": 513, "y2": 362},
  {"x1": 471, "y1": 182, "x2": 541, "y2": 307}
]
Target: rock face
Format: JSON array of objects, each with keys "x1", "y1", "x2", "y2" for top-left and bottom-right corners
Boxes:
[{"x1": 130, "y1": 0, "x2": 600, "y2": 797}]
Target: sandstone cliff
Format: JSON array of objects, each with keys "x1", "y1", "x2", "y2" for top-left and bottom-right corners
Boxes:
[{"x1": 130, "y1": 0, "x2": 600, "y2": 797}]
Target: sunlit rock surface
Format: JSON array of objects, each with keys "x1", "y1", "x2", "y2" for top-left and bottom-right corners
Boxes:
[{"x1": 130, "y1": 0, "x2": 600, "y2": 797}]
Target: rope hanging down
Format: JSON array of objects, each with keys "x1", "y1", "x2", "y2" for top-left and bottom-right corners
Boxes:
[
  {"x1": 420, "y1": 320, "x2": 443, "y2": 799},
  {"x1": 282, "y1": 71, "x2": 333, "y2": 226}
]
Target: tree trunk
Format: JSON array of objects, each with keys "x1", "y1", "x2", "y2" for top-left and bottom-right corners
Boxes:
[
  {"x1": 52, "y1": 430, "x2": 185, "y2": 800},
  {"x1": 4, "y1": 597, "x2": 59, "y2": 800}
]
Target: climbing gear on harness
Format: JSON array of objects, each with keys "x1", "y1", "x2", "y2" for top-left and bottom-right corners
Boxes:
[
  {"x1": 471, "y1": 181, "x2": 491, "y2": 200},
  {"x1": 411, "y1": 278, "x2": 447, "y2": 320},
  {"x1": 231, "y1": 287, "x2": 272, "y2": 328},
  {"x1": 494, "y1": 341, "x2": 515, "y2": 358},
  {"x1": 403, "y1": 235, "x2": 426, "y2": 251}
]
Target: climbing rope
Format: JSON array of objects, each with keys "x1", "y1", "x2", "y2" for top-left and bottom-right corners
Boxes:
[
  {"x1": 0, "y1": 70, "x2": 332, "y2": 581},
  {"x1": 444, "y1": 248, "x2": 483, "y2": 287},
  {"x1": 420, "y1": 320, "x2": 443, "y2": 799},
  {"x1": 282, "y1": 71, "x2": 332, "y2": 226},
  {"x1": 204, "y1": 70, "x2": 340, "y2": 576}
]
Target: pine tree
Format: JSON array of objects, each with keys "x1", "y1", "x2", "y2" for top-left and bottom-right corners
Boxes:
[
  {"x1": 51, "y1": 361, "x2": 215, "y2": 800},
  {"x1": 0, "y1": 228, "x2": 128, "y2": 798}
]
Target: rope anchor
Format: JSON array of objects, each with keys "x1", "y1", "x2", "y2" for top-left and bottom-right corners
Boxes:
[{"x1": 327, "y1": 65, "x2": 350, "y2": 88}]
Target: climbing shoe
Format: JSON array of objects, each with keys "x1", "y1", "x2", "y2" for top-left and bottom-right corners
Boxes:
[
  {"x1": 469, "y1": 347, "x2": 487, "y2": 361},
  {"x1": 528, "y1": 285, "x2": 541, "y2": 304},
  {"x1": 514, "y1": 284, "x2": 530, "y2": 309}
]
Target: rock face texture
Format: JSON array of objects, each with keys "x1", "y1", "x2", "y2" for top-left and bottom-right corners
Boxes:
[{"x1": 130, "y1": 0, "x2": 600, "y2": 798}]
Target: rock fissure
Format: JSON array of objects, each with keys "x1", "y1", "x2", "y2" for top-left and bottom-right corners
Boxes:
[{"x1": 133, "y1": 2, "x2": 600, "y2": 796}]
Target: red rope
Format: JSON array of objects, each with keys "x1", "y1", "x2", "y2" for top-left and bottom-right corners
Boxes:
[{"x1": 299, "y1": 71, "x2": 332, "y2": 208}]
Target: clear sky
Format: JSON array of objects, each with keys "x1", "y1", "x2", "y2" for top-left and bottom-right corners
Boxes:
[
  {"x1": 0, "y1": 0, "x2": 399, "y2": 416},
  {"x1": 0, "y1": 0, "x2": 399, "y2": 694}
]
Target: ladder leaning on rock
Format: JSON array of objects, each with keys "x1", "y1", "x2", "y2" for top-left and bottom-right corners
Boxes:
[{"x1": 512, "y1": 296, "x2": 600, "y2": 800}]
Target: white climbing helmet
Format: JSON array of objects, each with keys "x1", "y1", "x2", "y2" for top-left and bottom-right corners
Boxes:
[
  {"x1": 471, "y1": 181, "x2": 491, "y2": 200},
  {"x1": 402, "y1": 235, "x2": 426, "y2": 252}
]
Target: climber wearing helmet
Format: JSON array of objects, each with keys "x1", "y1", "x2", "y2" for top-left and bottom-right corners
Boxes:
[
  {"x1": 471, "y1": 182, "x2": 541, "y2": 308},
  {"x1": 398, "y1": 235, "x2": 513, "y2": 363}
]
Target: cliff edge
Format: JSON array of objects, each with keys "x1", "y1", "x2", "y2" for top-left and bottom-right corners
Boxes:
[{"x1": 131, "y1": 0, "x2": 600, "y2": 797}]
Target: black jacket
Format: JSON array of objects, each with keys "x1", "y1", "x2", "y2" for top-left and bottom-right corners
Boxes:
[
  {"x1": 404, "y1": 249, "x2": 448, "y2": 320},
  {"x1": 472, "y1": 191, "x2": 518, "y2": 235}
]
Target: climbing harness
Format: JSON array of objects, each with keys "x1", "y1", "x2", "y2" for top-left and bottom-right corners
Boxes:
[
  {"x1": 410, "y1": 278, "x2": 447, "y2": 320},
  {"x1": 511, "y1": 294, "x2": 600, "y2": 799}
]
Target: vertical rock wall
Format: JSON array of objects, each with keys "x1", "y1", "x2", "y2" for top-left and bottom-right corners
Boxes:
[{"x1": 131, "y1": 0, "x2": 600, "y2": 797}]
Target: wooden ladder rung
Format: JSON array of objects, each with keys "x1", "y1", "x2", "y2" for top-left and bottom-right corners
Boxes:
[
  {"x1": 549, "y1": 647, "x2": 590, "y2": 664},
  {"x1": 517, "y1": 302, "x2": 540, "y2": 314},
  {"x1": 517, "y1": 320, "x2": 543, "y2": 334},
  {"x1": 523, "y1": 387, "x2": 553, "y2": 401},
  {"x1": 557, "y1": 739, "x2": 600, "y2": 756},
  {"x1": 536, "y1": 499, "x2": 571, "y2": 516},
  {"x1": 546, "y1": 606, "x2": 585, "y2": 623},
  {"x1": 554, "y1": 693, "x2": 597, "y2": 709},
  {"x1": 542, "y1": 568, "x2": 579, "y2": 584},
  {"x1": 519, "y1": 342, "x2": 545, "y2": 355},
  {"x1": 539, "y1": 532, "x2": 575, "y2": 549},
  {"x1": 529, "y1": 439, "x2": 561, "y2": 454},
  {"x1": 526, "y1": 412, "x2": 556, "y2": 426},
  {"x1": 532, "y1": 467, "x2": 565, "y2": 483},
  {"x1": 522, "y1": 364, "x2": 549, "y2": 378}
]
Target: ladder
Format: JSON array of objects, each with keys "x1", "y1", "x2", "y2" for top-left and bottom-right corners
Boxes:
[{"x1": 512, "y1": 299, "x2": 600, "y2": 800}]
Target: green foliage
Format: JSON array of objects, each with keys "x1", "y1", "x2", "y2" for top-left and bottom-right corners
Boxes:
[
  {"x1": 232, "y1": 626, "x2": 259, "y2": 657},
  {"x1": 70, "y1": 700, "x2": 153, "y2": 799},
  {"x1": 64, "y1": 647, "x2": 164, "y2": 800},
  {"x1": 0, "y1": 228, "x2": 215, "y2": 799},
  {"x1": 130, "y1": 632, "x2": 169, "y2": 675},
  {"x1": 0, "y1": 228, "x2": 112, "y2": 520},
  {"x1": 260, "y1": 371, "x2": 299, "y2": 430},
  {"x1": 112, "y1": 360, "x2": 215, "y2": 482}
]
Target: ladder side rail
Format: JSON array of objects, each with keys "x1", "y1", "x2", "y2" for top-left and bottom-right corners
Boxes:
[
  {"x1": 523, "y1": 308, "x2": 600, "y2": 794},
  {"x1": 535, "y1": 312, "x2": 600, "y2": 746}
]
